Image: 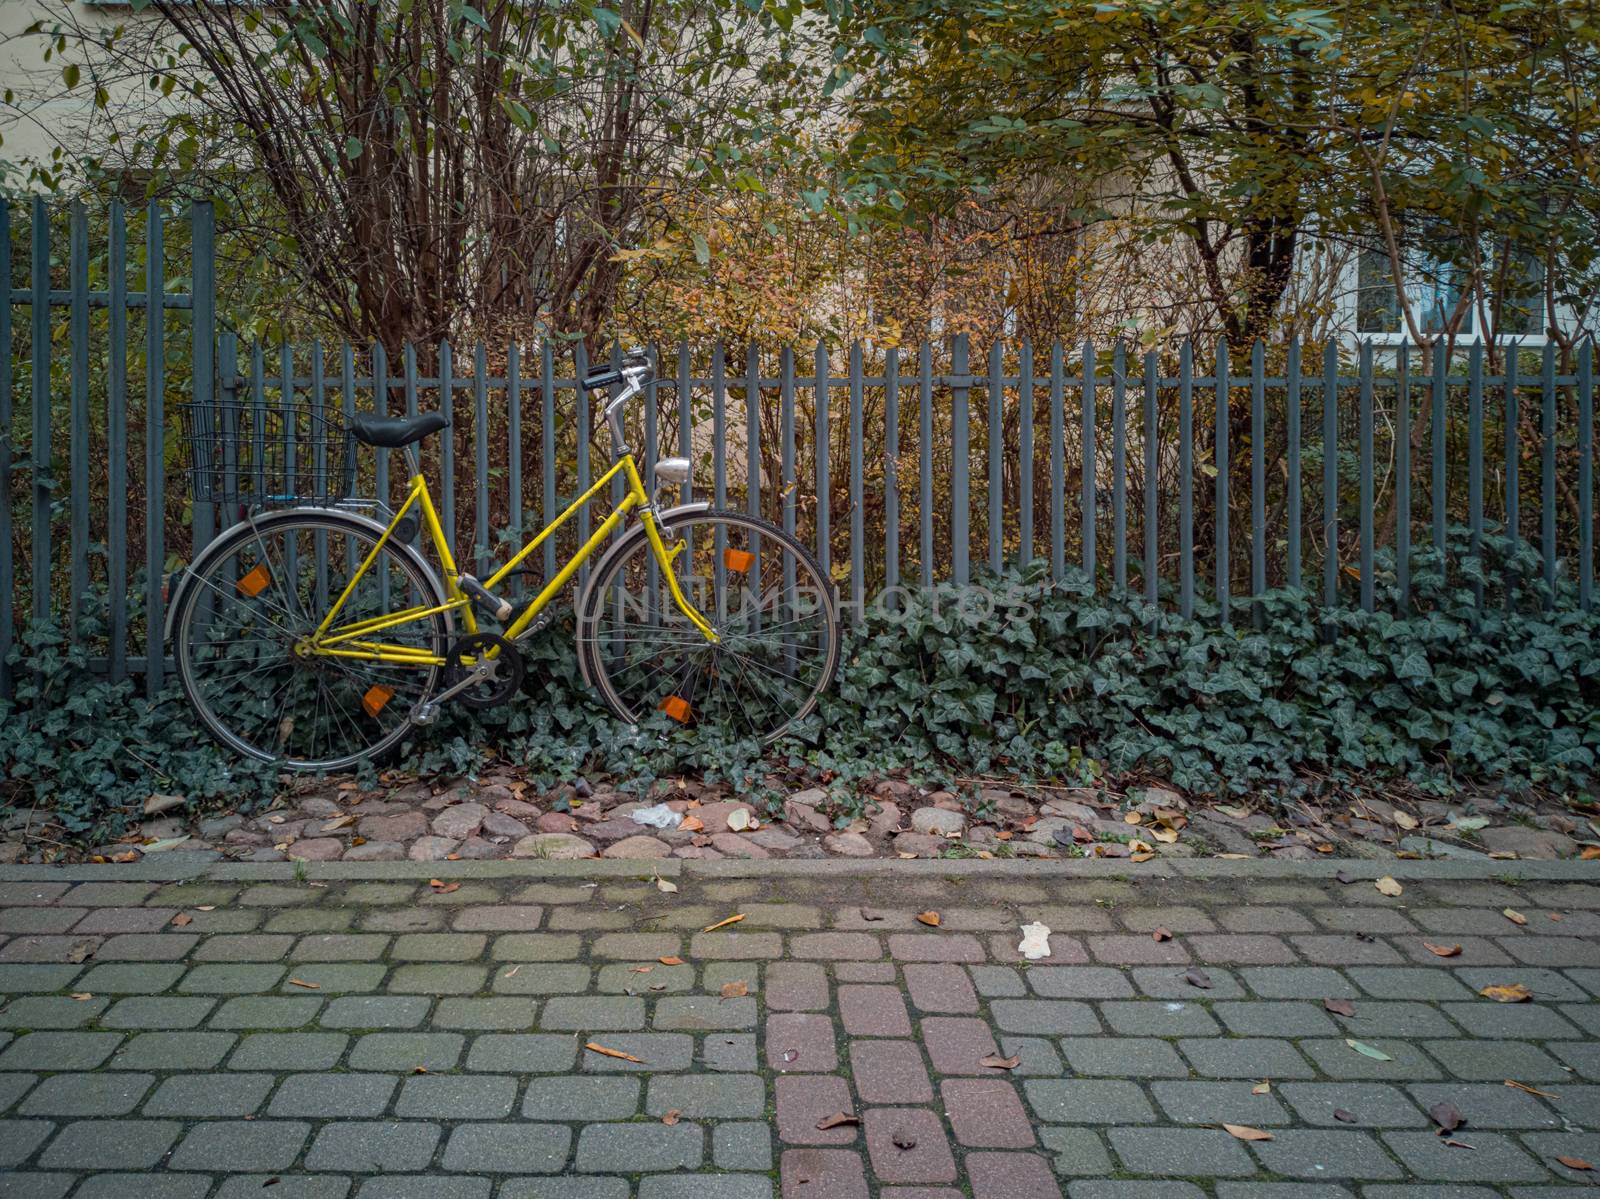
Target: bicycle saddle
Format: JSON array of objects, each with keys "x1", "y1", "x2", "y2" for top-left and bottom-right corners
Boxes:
[{"x1": 350, "y1": 410, "x2": 449, "y2": 448}]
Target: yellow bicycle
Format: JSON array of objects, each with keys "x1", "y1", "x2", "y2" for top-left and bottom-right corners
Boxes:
[{"x1": 168, "y1": 351, "x2": 840, "y2": 771}]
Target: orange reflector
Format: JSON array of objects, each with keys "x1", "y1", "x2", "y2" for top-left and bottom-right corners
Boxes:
[
  {"x1": 658, "y1": 695, "x2": 692, "y2": 723},
  {"x1": 362, "y1": 685, "x2": 395, "y2": 718},
  {"x1": 236, "y1": 564, "x2": 271, "y2": 597},
  {"x1": 723, "y1": 548, "x2": 755, "y2": 573}
]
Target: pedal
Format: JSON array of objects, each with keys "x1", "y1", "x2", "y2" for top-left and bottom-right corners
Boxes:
[{"x1": 457, "y1": 574, "x2": 513, "y2": 622}]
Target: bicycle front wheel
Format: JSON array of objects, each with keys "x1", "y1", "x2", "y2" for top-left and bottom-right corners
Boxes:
[
  {"x1": 577, "y1": 509, "x2": 841, "y2": 743},
  {"x1": 172, "y1": 510, "x2": 449, "y2": 771}
]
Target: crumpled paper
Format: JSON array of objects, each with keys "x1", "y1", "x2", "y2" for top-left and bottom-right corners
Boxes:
[
  {"x1": 1017, "y1": 921, "x2": 1053, "y2": 960},
  {"x1": 630, "y1": 803, "x2": 683, "y2": 830}
]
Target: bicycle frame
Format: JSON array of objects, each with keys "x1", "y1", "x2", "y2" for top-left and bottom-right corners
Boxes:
[{"x1": 303, "y1": 449, "x2": 717, "y2": 668}]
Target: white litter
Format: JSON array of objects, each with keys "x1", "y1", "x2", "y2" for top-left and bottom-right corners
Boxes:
[
  {"x1": 630, "y1": 803, "x2": 683, "y2": 830},
  {"x1": 1017, "y1": 922, "x2": 1053, "y2": 960}
]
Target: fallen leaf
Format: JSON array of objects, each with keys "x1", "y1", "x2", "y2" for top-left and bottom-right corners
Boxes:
[
  {"x1": 1125, "y1": 811, "x2": 1144, "y2": 824},
  {"x1": 658, "y1": 956, "x2": 684, "y2": 966},
  {"x1": 350, "y1": 837, "x2": 367, "y2": 846},
  {"x1": 1582, "y1": 846, "x2": 1600, "y2": 861},
  {"x1": 1502, "y1": 908, "x2": 1528, "y2": 926},
  {"x1": 196, "y1": 906, "x2": 216, "y2": 912},
  {"x1": 1375, "y1": 876, "x2": 1403, "y2": 897},
  {"x1": 661, "y1": 1109, "x2": 681, "y2": 1126},
  {"x1": 428, "y1": 878, "x2": 444, "y2": 888},
  {"x1": 69, "y1": 992, "x2": 93, "y2": 1001},
  {"x1": 1443, "y1": 1139, "x2": 1475, "y2": 1150},
  {"x1": 1251, "y1": 1080, "x2": 1272, "y2": 1095},
  {"x1": 678, "y1": 815, "x2": 704, "y2": 833},
  {"x1": 1151, "y1": 826, "x2": 1179, "y2": 844},
  {"x1": 1480, "y1": 983, "x2": 1533, "y2": 1003},
  {"x1": 1152, "y1": 927, "x2": 1173, "y2": 942},
  {"x1": 1428, "y1": 1100, "x2": 1465, "y2": 1132},
  {"x1": 1346, "y1": 1038, "x2": 1392, "y2": 1061},
  {"x1": 1223, "y1": 1124, "x2": 1274, "y2": 1142},
  {"x1": 1333, "y1": 1108, "x2": 1357, "y2": 1123},
  {"x1": 1505, "y1": 1079, "x2": 1559, "y2": 1098},
  {"x1": 171, "y1": 913, "x2": 193, "y2": 927},
  {"x1": 585, "y1": 1042, "x2": 644, "y2": 1063},
  {"x1": 1423, "y1": 942, "x2": 1462, "y2": 958},
  {"x1": 1335, "y1": 870, "x2": 1355, "y2": 884},
  {"x1": 321, "y1": 814, "x2": 356, "y2": 831},
  {"x1": 66, "y1": 941, "x2": 95, "y2": 963},
  {"x1": 432, "y1": 882, "x2": 460, "y2": 895},
  {"x1": 412, "y1": 1065, "x2": 428, "y2": 1074},
  {"x1": 1556, "y1": 1156, "x2": 1594, "y2": 1171},
  {"x1": 720, "y1": 980, "x2": 749, "y2": 999},
  {"x1": 860, "y1": 909, "x2": 886, "y2": 922},
  {"x1": 1394, "y1": 811, "x2": 1419, "y2": 830},
  {"x1": 891, "y1": 1128, "x2": 918, "y2": 1150},
  {"x1": 727, "y1": 808, "x2": 752, "y2": 832},
  {"x1": 630, "y1": 966, "x2": 653, "y2": 974},
  {"x1": 979, "y1": 1054, "x2": 1021, "y2": 1070},
  {"x1": 1184, "y1": 967, "x2": 1213, "y2": 990},
  {"x1": 1130, "y1": 852, "x2": 1156, "y2": 862},
  {"x1": 287, "y1": 978, "x2": 321, "y2": 989},
  {"x1": 504, "y1": 966, "x2": 521, "y2": 978},
  {"x1": 1324, "y1": 997, "x2": 1357, "y2": 1017},
  {"x1": 815, "y1": 1112, "x2": 859, "y2": 1130},
  {"x1": 702, "y1": 914, "x2": 745, "y2": 933},
  {"x1": 782, "y1": 1049, "x2": 799, "y2": 1063},
  {"x1": 916, "y1": 911, "x2": 941, "y2": 927},
  {"x1": 1548, "y1": 912, "x2": 1564, "y2": 922},
  {"x1": 656, "y1": 877, "x2": 678, "y2": 894}
]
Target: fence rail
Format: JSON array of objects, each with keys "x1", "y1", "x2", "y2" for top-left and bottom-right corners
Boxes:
[{"x1": 2, "y1": 196, "x2": 1598, "y2": 704}]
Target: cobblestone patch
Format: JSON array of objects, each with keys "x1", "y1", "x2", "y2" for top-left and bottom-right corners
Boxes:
[{"x1": 1, "y1": 864, "x2": 1599, "y2": 1197}]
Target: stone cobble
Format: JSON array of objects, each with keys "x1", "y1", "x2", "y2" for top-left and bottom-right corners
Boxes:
[{"x1": 0, "y1": 867, "x2": 1597, "y2": 1198}]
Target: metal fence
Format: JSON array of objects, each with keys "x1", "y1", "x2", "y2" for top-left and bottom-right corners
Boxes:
[{"x1": 2, "y1": 196, "x2": 1598, "y2": 703}]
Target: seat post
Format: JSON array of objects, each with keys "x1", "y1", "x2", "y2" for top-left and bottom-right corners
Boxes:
[{"x1": 403, "y1": 446, "x2": 421, "y2": 479}]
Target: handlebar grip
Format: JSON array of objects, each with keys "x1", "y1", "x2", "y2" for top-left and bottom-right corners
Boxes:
[{"x1": 580, "y1": 369, "x2": 624, "y2": 392}]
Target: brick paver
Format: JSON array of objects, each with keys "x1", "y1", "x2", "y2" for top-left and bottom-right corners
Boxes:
[{"x1": 0, "y1": 863, "x2": 1597, "y2": 1197}]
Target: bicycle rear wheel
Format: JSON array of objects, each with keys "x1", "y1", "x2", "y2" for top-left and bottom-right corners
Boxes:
[
  {"x1": 171, "y1": 511, "x2": 448, "y2": 771},
  {"x1": 577, "y1": 509, "x2": 840, "y2": 743}
]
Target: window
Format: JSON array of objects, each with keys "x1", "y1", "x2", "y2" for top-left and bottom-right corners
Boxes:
[{"x1": 1355, "y1": 247, "x2": 1473, "y2": 337}]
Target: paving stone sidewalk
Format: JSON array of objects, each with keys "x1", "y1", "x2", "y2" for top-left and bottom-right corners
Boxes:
[{"x1": 2, "y1": 863, "x2": 1600, "y2": 1199}]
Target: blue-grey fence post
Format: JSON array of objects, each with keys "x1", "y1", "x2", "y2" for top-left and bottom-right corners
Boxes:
[
  {"x1": 30, "y1": 197, "x2": 50, "y2": 626},
  {"x1": 884, "y1": 346, "x2": 900, "y2": 605},
  {"x1": 541, "y1": 342, "x2": 557, "y2": 581},
  {"x1": 310, "y1": 340, "x2": 329, "y2": 607},
  {"x1": 747, "y1": 344, "x2": 762, "y2": 522},
  {"x1": 1468, "y1": 339, "x2": 1484, "y2": 611},
  {"x1": 507, "y1": 342, "x2": 522, "y2": 562},
  {"x1": 1358, "y1": 339, "x2": 1375, "y2": 612},
  {"x1": 814, "y1": 341, "x2": 830, "y2": 577},
  {"x1": 191, "y1": 201, "x2": 216, "y2": 560},
  {"x1": 711, "y1": 342, "x2": 727, "y2": 598},
  {"x1": 1250, "y1": 339, "x2": 1265, "y2": 625},
  {"x1": 1431, "y1": 339, "x2": 1447, "y2": 557},
  {"x1": 849, "y1": 340, "x2": 864, "y2": 617},
  {"x1": 1082, "y1": 340, "x2": 1096, "y2": 586},
  {"x1": 1214, "y1": 338, "x2": 1229, "y2": 624},
  {"x1": 439, "y1": 340, "x2": 457, "y2": 560},
  {"x1": 781, "y1": 346, "x2": 797, "y2": 592},
  {"x1": 987, "y1": 339, "x2": 1003, "y2": 574},
  {"x1": 374, "y1": 341, "x2": 389, "y2": 511},
  {"x1": 1505, "y1": 340, "x2": 1520, "y2": 603},
  {"x1": 1322, "y1": 340, "x2": 1339, "y2": 618},
  {"x1": 144, "y1": 202, "x2": 165, "y2": 694},
  {"x1": 1018, "y1": 339, "x2": 1034, "y2": 566},
  {"x1": 1580, "y1": 340, "x2": 1594, "y2": 611},
  {"x1": 1111, "y1": 341, "x2": 1127, "y2": 590},
  {"x1": 1050, "y1": 341, "x2": 1065, "y2": 582},
  {"x1": 1396, "y1": 343, "x2": 1411, "y2": 612},
  {"x1": 473, "y1": 342, "x2": 489, "y2": 577},
  {"x1": 1540, "y1": 342, "x2": 1555, "y2": 607},
  {"x1": 951, "y1": 334, "x2": 970, "y2": 586},
  {"x1": 1179, "y1": 340, "x2": 1193, "y2": 619},
  {"x1": 68, "y1": 202, "x2": 90, "y2": 639},
  {"x1": 919, "y1": 342, "x2": 934, "y2": 588},
  {"x1": 0, "y1": 201, "x2": 12, "y2": 699},
  {"x1": 676, "y1": 343, "x2": 692, "y2": 504},
  {"x1": 1286, "y1": 339, "x2": 1302, "y2": 591},
  {"x1": 1142, "y1": 349, "x2": 1158, "y2": 608},
  {"x1": 106, "y1": 200, "x2": 128, "y2": 680},
  {"x1": 574, "y1": 341, "x2": 590, "y2": 585}
]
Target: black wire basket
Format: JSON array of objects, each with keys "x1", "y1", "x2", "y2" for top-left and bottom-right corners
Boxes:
[{"x1": 180, "y1": 400, "x2": 355, "y2": 507}]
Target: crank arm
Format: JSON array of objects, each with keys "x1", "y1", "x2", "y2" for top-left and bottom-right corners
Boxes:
[{"x1": 409, "y1": 659, "x2": 495, "y2": 725}]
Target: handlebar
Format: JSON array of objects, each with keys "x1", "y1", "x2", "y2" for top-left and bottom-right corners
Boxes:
[{"x1": 578, "y1": 349, "x2": 653, "y2": 457}]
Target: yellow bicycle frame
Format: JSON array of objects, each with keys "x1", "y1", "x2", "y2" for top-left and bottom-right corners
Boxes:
[{"x1": 304, "y1": 453, "x2": 717, "y2": 667}]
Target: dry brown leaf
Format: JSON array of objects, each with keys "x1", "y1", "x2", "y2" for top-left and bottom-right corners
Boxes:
[
  {"x1": 1251, "y1": 1081, "x2": 1272, "y2": 1095},
  {"x1": 69, "y1": 992, "x2": 93, "y2": 1001},
  {"x1": 1505, "y1": 1080, "x2": 1559, "y2": 1098},
  {"x1": 702, "y1": 914, "x2": 746, "y2": 933},
  {"x1": 288, "y1": 978, "x2": 321, "y2": 989},
  {"x1": 661, "y1": 1109, "x2": 681, "y2": 1126},
  {"x1": 658, "y1": 956, "x2": 684, "y2": 966},
  {"x1": 1480, "y1": 983, "x2": 1534, "y2": 1003},
  {"x1": 1394, "y1": 811, "x2": 1419, "y2": 830},
  {"x1": 1423, "y1": 942, "x2": 1462, "y2": 958},
  {"x1": 815, "y1": 1112, "x2": 860, "y2": 1130},
  {"x1": 1581, "y1": 846, "x2": 1600, "y2": 861},
  {"x1": 1556, "y1": 1156, "x2": 1594, "y2": 1171},
  {"x1": 979, "y1": 1054, "x2": 1021, "y2": 1070},
  {"x1": 196, "y1": 906, "x2": 216, "y2": 912},
  {"x1": 720, "y1": 980, "x2": 749, "y2": 999},
  {"x1": 1428, "y1": 1100, "x2": 1465, "y2": 1132},
  {"x1": 1150, "y1": 826, "x2": 1179, "y2": 844},
  {"x1": 995, "y1": 830, "x2": 1013, "y2": 841},
  {"x1": 1130, "y1": 852, "x2": 1156, "y2": 862},
  {"x1": 428, "y1": 878, "x2": 444, "y2": 887},
  {"x1": 1375, "y1": 876, "x2": 1403, "y2": 897},
  {"x1": 916, "y1": 911, "x2": 941, "y2": 927},
  {"x1": 171, "y1": 913, "x2": 193, "y2": 927},
  {"x1": 1183, "y1": 967, "x2": 1213, "y2": 990},
  {"x1": 1324, "y1": 997, "x2": 1357, "y2": 1017},
  {"x1": 630, "y1": 966, "x2": 653, "y2": 974},
  {"x1": 1223, "y1": 1124, "x2": 1274, "y2": 1142},
  {"x1": 585, "y1": 1042, "x2": 645, "y2": 1063},
  {"x1": 1442, "y1": 1139, "x2": 1475, "y2": 1150},
  {"x1": 412, "y1": 1065, "x2": 428, "y2": 1074},
  {"x1": 504, "y1": 966, "x2": 521, "y2": 978},
  {"x1": 679, "y1": 815, "x2": 705, "y2": 833},
  {"x1": 1333, "y1": 1108, "x2": 1357, "y2": 1123},
  {"x1": 1151, "y1": 927, "x2": 1173, "y2": 942},
  {"x1": 321, "y1": 814, "x2": 357, "y2": 831},
  {"x1": 1502, "y1": 908, "x2": 1528, "y2": 926}
]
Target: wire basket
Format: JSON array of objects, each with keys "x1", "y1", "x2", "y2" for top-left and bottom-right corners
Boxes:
[{"x1": 180, "y1": 400, "x2": 354, "y2": 507}]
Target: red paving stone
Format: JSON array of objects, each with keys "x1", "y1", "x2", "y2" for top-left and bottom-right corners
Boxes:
[
  {"x1": 967, "y1": 1151, "x2": 1066, "y2": 1199},
  {"x1": 919, "y1": 1015, "x2": 1000, "y2": 1075},
  {"x1": 782, "y1": 1147, "x2": 870, "y2": 1199},
  {"x1": 851, "y1": 1039, "x2": 934, "y2": 1104},
  {"x1": 939, "y1": 1078, "x2": 1035, "y2": 1148},
  {"x1": 838, "y1": 984, "x2": 913, "y2": 1036},
  {"x1": 767, "y1": 1012, "x2": 839, "y2": 1072},
  {"x1": 863, "y1": 1106, "x2": 958, "y2": 1184},
  {"x1": 776, "y1": 1074, "x2": 860, "y2": 1145},
  {"x1": 904, "y1": 964, "x2": 979, "y2": 1013}
]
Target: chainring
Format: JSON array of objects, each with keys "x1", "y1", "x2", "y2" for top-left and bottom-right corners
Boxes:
[{"x1": 444, "y1": 632, "x2": 525, "y2": 710}]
